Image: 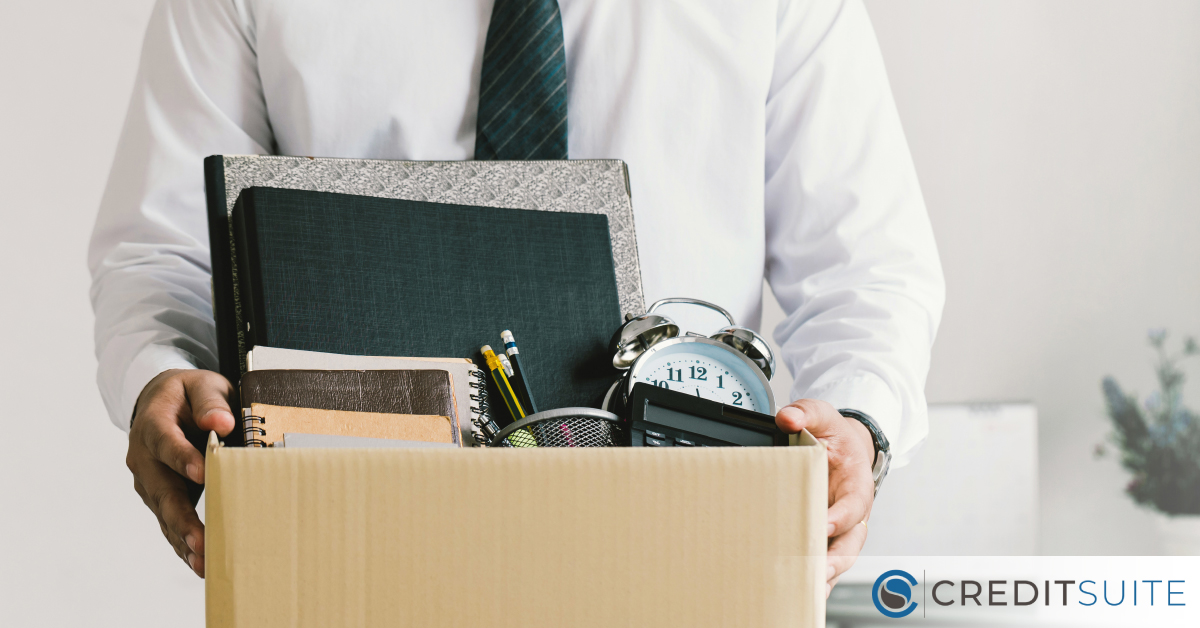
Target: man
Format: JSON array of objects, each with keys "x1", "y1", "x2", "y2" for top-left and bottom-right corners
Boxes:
[{"x1": 90, "y1": 0, "x2": 944, "y2": 597}]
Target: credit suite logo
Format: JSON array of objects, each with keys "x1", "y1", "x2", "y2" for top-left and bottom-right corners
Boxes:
[
  {"x1": 872, "y1": 570, "x2": 919, "y2": 618},
  {"x1": 871, "y1": 568, "x2": 1187, "y2": 619}
]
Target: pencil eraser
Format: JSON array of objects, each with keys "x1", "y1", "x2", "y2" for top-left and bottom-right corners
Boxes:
[{"x1": 498, "y1": 353, "x2": 515, "y2": 377}]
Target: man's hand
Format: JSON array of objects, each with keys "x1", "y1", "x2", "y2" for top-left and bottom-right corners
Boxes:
[
  {"x1": 127, "y1": 369, "x2": 236, "y2": 578},
  {"x1": 776, "y1": 399, "x2": 876, "y2": 598}
]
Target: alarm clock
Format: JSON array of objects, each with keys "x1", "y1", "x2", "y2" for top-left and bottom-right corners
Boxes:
[{"x1": 603, "y1": 297, "x2": 777, "y2": 416}]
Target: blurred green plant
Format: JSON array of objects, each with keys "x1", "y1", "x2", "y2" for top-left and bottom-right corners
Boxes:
[{"x1": 1097, "y1": 330, "x2": 1200, "y2": 515}]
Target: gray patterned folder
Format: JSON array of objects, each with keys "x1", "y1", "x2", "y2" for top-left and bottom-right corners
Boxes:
[{"x1": 204, "y1": 155, "x2": 645, "y2": 433}]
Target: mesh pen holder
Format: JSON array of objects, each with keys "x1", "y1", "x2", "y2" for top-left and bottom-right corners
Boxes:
[{"x1": 491, "y1": 407, "x2": 626, "y2": 448}]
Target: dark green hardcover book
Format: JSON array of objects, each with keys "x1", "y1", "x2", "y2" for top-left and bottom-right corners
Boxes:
[{"x1": 232, "y1": 186, "x2": 623, "y2": 413}]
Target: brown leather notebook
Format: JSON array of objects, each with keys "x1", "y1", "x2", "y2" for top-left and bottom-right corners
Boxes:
[{"x1": 240, "y1": 370, "x2": 459, "y2": 445}]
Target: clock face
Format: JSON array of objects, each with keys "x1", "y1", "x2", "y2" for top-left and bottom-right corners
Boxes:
[{"x1": 630, "y1": 338, "x2": 773, "y2": 413}]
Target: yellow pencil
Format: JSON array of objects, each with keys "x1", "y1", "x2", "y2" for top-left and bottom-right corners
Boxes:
[{"x1": 481, "y1": 345, "x2": 537, "y2": 447}]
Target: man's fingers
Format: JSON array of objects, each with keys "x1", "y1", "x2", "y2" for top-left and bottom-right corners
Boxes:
[
  {"x1": 157, "y1": 517, "x2": 204, "y2": 577},
  {"x1": 141, "y1": 418, "x2": 206, "y2": 484},
  {"x1": 139, "y1": 458, "x2": 205, "y2": 577},
  {"x1": 827, "y1": 473, "x2": 874, "y2": 538},
  {"x1": 775, "y1": 398, "x2": 839, "y2": 435},
  {"x1": 190, "y1": 555, "x2": 206, "y2": 578},
  {"x1": 826, "y1": 575, "x2": 842, "y2": 599},
  {"x1": 158, "y1": 478, "x2": 205, "y2": 557},
  {"x1": 182, "y1": 371, "x2": 236, "y2": 437},
  {"x1": 157, "y1": 517, "x2": 188, "y2": 562},
  {"x1": 827, "y1": 520, "x2": 869, "y2": 582}
]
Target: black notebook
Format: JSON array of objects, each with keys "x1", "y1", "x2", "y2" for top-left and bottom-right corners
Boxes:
[{"x1": 230, "y1": 186, "x2": 623, "y2": 412}]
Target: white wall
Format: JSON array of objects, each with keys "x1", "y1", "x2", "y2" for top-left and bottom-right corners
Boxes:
[
  {"x1": 1, "y1": 0, "x2": 1198, "y2": 625},
  {"x1": 0, "y1": 0, "x2": 205, "y2": 625}
]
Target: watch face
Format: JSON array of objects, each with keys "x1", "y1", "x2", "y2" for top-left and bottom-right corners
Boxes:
[{"x1": 630, "y1": 337, "x2": 774, "y2": 414}]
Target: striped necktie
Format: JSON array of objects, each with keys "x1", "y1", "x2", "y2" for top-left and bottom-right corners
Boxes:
[{"x1": 474, "y1": 0, "x2": 568, "y2": 161}]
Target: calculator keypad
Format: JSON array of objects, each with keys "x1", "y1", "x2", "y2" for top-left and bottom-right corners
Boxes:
[{"x1": 633, "y1": 424, "x2": 736, "y2": 447}]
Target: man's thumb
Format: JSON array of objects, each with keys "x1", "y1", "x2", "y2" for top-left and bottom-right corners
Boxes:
[
  {"x1": 184, "y1": 371, "x2": 237, "y2": 436},
  {"x1": 775, "y1": 399, "x2": 837, "y2": 434}
]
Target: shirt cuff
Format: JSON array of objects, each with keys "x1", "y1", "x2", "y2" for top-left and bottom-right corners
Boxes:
[
  {"x1": 795, "y1": 371, "x2": 903, "y2": 456},
  {"x1": 119, "y1": 345, "x2": 199, "y2": 432}
]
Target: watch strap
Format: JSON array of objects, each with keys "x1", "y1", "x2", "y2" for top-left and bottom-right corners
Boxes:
[{"x1": 839, "y1": 408, "x2": 891, "y2": 496}]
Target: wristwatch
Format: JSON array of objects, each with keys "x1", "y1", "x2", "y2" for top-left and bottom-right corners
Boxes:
[{"x1": 839, "y1": 408, "x2": 891, "y2": 496}]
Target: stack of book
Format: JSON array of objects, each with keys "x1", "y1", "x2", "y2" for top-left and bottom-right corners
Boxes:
[{"x1": 205, "y1": 155, "x2": 645, "y2": 445}]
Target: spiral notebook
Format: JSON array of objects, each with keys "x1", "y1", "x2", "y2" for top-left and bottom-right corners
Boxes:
[
  {"x1": 248, "y1": 346, "x2": 491, "y2": 445},
  {"x1": 239, "y1": 369, "x2": 459, "y2": 446},
  {"x1": 244, "y1": 406, "x2": 455, "y2": 447}
]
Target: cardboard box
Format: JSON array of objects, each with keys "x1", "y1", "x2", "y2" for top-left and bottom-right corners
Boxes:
[{"x1": 204, "y1": 431, "x2": 827, "y2": 627}]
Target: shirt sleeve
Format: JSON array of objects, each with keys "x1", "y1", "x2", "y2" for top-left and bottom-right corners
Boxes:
[
  {"x1": 764, "y1": 0, "x2": 946, "y2": 465},
  {"x1": 88, "y1": 0, "x2": 271, "y2": 430}
]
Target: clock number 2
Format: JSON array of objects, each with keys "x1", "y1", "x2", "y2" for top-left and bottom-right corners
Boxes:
[
  {"x1": 731, "y1": 391, "x2": 743, "y2": 406},
  {"x1": 688, "y1": 366, "x2": 707, "y2": 381}
]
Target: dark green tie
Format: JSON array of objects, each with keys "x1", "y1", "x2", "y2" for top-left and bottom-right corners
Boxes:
[{"x1": 474, "y1": 0, "x2": 568, "y2": 160}]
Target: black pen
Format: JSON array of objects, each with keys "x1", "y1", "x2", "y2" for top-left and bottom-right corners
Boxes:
[{"x1": 501, "y1": 330, "x2": 539, "y2": 415}]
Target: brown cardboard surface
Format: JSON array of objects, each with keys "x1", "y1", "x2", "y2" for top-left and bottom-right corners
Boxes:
[
  {"x1": 206, "y1": 431, "x2": 827, "y2": 627},
  {"x1": 250, "y1": 403, "x2": 455, "y2": 445}
]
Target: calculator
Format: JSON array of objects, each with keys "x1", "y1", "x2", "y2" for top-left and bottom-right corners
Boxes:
[{"x1": 627, "y1": 383, "x2": 789, "y2": 447}]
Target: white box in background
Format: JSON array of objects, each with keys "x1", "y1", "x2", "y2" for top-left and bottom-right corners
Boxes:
[{"x1": 853, "y1": 403, "x2": 1039, "y2": 562}]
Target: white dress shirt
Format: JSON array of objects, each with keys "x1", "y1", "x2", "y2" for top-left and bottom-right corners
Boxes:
[{"x1": 90, "y1": 0, "x2": 944, "y2": 463}]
